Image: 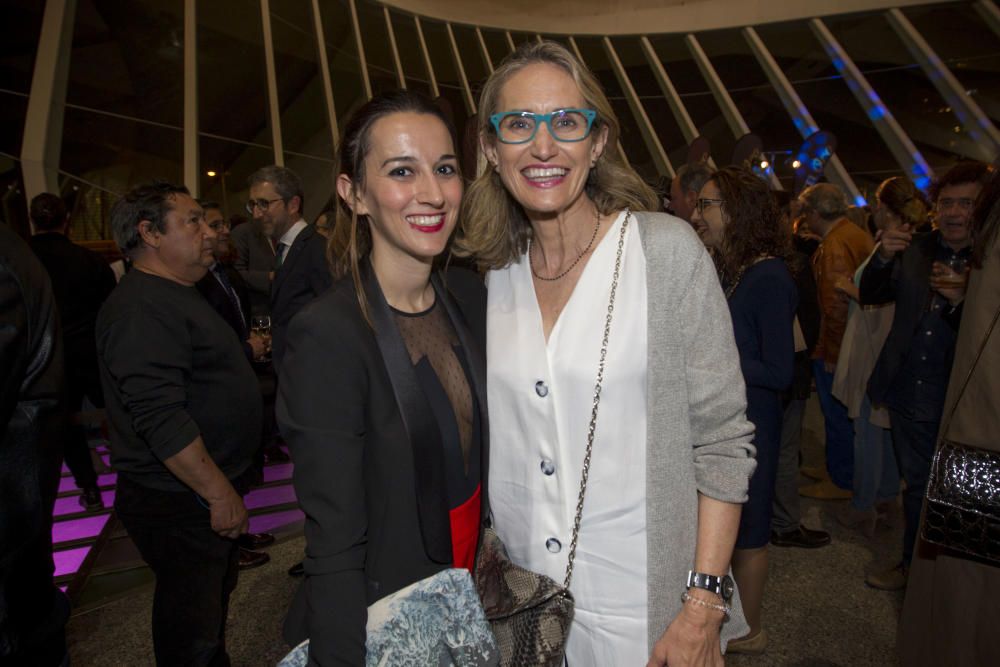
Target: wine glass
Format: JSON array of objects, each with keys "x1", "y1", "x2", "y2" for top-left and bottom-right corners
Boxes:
[{"x1": 250, "y1": 315, "x2": 272, "y2": 360}]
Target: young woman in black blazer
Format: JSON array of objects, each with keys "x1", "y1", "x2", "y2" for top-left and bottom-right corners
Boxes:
[{"x1": 277, "y1": 91, "x2": 488, "y2": 666}]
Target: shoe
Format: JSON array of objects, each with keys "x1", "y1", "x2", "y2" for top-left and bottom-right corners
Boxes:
[
  {"x1": 865, "y1": 562, "x2": 908, "y2": 591},
  {"x1": 726, "y1": 629, "x2": 768, "y2": 655},
  {"x1": 238, "y1": 548, "x2": 270, "y2": 570},
  {"x1": 288, "y1": 561, "x2": 305, "y2": 577},
  {"x1": 78, "y1": 487, "x2": 104, "y2": 512},
  {"x1": 836, "y1": 504, "x2": 878, "y2": 538},
  {"x1": 801, "y1": 465, "x2": 828, "y2": 481},
  {"x1": 770, "y1": 525, "x2": 831, "y2": 548},
  {"x1": 238, "y1": 532, "x2": 276, "y2": 549},
  {"x1": 799, "y1": 479, "x2": 852, "y2": 500},
  {"x1": 265, "y1": 446, "x2": 290, "y2": 463}
]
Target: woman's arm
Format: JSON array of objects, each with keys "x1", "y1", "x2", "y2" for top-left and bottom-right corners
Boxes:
[
  {"x1": 277, "y1": 300, "x2": 370, "y2": 666},
  {"x1": 648, "y1": 232, "x2": 755, "y2": 667}
]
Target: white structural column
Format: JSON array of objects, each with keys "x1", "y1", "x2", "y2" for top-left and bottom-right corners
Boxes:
[
  {"x1": 505, "y1": 31, "x2": 516, "y2": 53},
  {"x1": 809, "y1": 18, "x2": 934, "y2": 190},
  {"x1": 260, "y1": 0, "x2": 285, "y2": 165},
  {"x1": 384, "y1": 6, "x2": 406, "y2": 90},
  {"x1": 475, "y1": 27, "x2": 494, "y2": 74},
  {"x1": 975, "y1": 0, "x2": 1000, "y2": 38},
  {"x1": 567, "y1": 37, "x2": 630, "y2": 167},
  {"x1": 743, "y1": 26, "x2": 861, "y2": 201},
  {"x1": 414, "y1": 17, "x2": 439, "y2": 97},
  {"x1": 21, "y1": 0, "x2": 77, "y2": 200},
  {"x1": 639, "y1": 37, "x2": 699, "y2": 144},
  {"x1": 602, "y1": 37, "x2": 673, "y2": 177},
  {"x1": 686, "y1": 34, "x2": 782, "y2": 189},
  {"x1": 446, "y1": 24, "x2": 476, "y2": 114},
  {"x1": 887, "y1": 8, "x2": 1000, "y2": 162},
  {"x1": 348, "y1": 0, "x2": 372, "y2": 100},
  {"x1": 183, "y1": 0, "x2": 198, "y2": 196},
  {"x1": 313, "y1": 0, "x2": 339, "y2": 149}
]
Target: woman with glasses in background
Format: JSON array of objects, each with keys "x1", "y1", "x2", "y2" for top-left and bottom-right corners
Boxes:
[
  {"x1": 456, "y1": 41, "x2": 755, "y2": 667},
  {"x1": 691, "y1": 167, "x2": 797, "y2": 655}
]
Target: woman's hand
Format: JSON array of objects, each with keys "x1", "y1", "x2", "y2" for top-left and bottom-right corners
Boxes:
[{"x1": 646, "y1": 598, "x2": 725, "y2": 667}]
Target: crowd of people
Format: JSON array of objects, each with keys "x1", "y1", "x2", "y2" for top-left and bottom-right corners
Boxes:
[{"x1": 2, "y1": 38, "x2": 998, "y2": 667}]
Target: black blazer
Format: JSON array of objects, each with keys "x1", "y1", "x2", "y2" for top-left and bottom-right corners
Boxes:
[
  {"x1": 230, "y1": 220, "x2": 276, "y2": 315},
  {"x1": 860, "y1": 230, "x2": 962, "y2": 404},
  {"x1": 270, "y1": 225, "x2": 332, "y2": 370},
  {"x1": 196, "y1": 264, "x2": 253, "y2": 360},
  {"x1": 278, "y1": 263, "x2": 488, "y2": 666}
]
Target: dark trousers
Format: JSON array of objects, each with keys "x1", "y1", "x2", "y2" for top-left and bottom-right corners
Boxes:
[
  {"x1": 813, "y1": 360, "x2": 854, "y2": 489},
  {"x1": 115, "y1": 475, "x2": 239, "y2": 667},
  {"x1": 63, "y1": 375, "x2": 100, "y2": 491},
  {"x1": 888, "y1": 409, "x2": 939, "y2": 565}
]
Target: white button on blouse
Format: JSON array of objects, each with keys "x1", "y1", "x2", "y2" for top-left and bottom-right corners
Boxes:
[{"x1": 487, "y1": 211, "x2": 649, "y2": 665}]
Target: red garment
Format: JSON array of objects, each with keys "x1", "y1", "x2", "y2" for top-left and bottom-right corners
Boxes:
[{"x1": 449, "y1": 484, "x2": 481, "y2": 571}]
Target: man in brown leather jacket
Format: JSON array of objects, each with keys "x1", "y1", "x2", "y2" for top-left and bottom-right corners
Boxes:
[{"x1": 798, "y1": 184, "x2": 874, "y2": 497}]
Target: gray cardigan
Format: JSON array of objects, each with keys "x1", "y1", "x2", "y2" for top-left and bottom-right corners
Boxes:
[{"x1": 634, "y1": 211, "x2": 756, "y2": 651}]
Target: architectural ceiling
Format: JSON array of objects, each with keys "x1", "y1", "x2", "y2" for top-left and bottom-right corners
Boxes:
[{"x1": 380, "y1": 0, "x2": 954, "y2": 35}]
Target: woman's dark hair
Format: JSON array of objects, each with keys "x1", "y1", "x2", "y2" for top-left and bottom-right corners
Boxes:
[
  {"x1": 972, "y1": 166, "x2": 1000, "y2": 268},
  {"x1": 710, "y1": 166, "x2": 791, "y2": 285},
  {"x1": 328, "y1": 89, "x2": 457, "y2": 321}
]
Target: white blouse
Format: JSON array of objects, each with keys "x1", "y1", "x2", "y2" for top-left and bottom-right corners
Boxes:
[{"x1": 487, "y1": 211, "x2": 650, "y2": 665}]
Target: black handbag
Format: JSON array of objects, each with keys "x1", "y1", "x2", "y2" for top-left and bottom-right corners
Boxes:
[
  {"x1": 922, "y1": 300, "x2": 1000, "y2": 564},
  {"x1": 474, "y1": 212, "x2": 631, "y2": 666}
]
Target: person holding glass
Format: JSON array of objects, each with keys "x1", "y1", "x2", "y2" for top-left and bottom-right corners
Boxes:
[
  {"x1": 277, "y1": 90, "x2": 488, "y2": 666},
  {"x1": 830, "y1": 178, "x2": 920, "y2": 538},
  {"x1": 690, "y1": 167, "x2": 796, "y2": 654},
  {"x1": 860, "y1": 161, "x2": 989, "y2": 590},
  {"x1": 456, "y1": 41, "x2": 755, "y2": 666}
]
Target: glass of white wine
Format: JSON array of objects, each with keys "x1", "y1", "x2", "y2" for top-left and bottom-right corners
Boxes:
[{"x1": 250, "y1": 314, "x2": 272, "y2": 361}]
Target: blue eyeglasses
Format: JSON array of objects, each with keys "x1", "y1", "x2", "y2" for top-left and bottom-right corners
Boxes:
[{"x1": 489, "y1": 109, "x2": 598, "y2": 144}]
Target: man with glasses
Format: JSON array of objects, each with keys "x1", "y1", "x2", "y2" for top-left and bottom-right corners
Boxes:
[
  {"x1": 246, "y1": 166, "x2": 331, "y2": 371},
  {"x1": 231, "y1": 198, "x2": 279, "y2": 317},
  {"x1": 860, "y1": 161, "x2": 990, "y2": 591},
  {"x1": 670, "y1": 162, "x2": 714, "y2": 224},
  {"x1": 797, "y1": 184, "x2": 874, "y2": 502}
]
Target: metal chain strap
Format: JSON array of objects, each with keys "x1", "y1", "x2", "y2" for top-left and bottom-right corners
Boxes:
[{"x1": 563, "y1": 209, "x2": 631, "y2": 591}]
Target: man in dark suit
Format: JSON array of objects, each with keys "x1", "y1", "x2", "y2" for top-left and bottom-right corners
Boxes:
[
  {"x1": 860, "y1": 161, "x2": 990, "y2": 590},
  {"x1": 246, "y1": 166, "x2": 332, "y2": 371},
  {"x1": 230, "y1": 214, "x2": 275, "y2": 317},
  {"x1": 1, "y1": 222, "x2": 70, "y2": 667},
  {"x1": 28, "y1": 193, "x2": 116, "y2": 511},
  {"x1": 196, "y1": 201, "x2": 273, "y2": 571}
]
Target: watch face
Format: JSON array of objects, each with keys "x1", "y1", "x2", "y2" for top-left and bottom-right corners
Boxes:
[{"x1": 721, "y1": 575, "x2": 735, "y2": 602}]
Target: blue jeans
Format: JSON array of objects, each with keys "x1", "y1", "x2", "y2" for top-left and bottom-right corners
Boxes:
[
  {"x1": 888, "y1": 409, "x2": 939, "y2": 565},
  {"x1": 813, "y1": 359, "x2": 854, "y2": 490},
  {"x1": 851, "y1": 395, "x2": 900, "y2": 511}
]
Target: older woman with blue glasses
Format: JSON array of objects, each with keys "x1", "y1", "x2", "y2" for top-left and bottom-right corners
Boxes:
[{"x1": 456, "y1": 41, "x2": 755, "y2": 667}]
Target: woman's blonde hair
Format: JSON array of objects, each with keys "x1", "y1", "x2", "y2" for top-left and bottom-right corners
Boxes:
[{"x1": 453, "y1": 40, "x2": 659, "y2": 271}]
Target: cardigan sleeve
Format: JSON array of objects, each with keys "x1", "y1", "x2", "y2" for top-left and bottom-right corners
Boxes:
[
  {"x1": 277, "y1": 297, "x2": 369, "y2": 666},
  {"x1": 677, "y1": 238, "x2": 757, "y2": 504}
]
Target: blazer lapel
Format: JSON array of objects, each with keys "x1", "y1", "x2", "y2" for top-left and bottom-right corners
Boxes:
[
  {"x1": 363, "y1": 262, "x2": 453, "y2": 564},
  {"x1": 272, "y1": 225, "x2": 313, "y2": 296},
  {"x1": 431, "y1": 272, "x2": 490, "y2": 522}
]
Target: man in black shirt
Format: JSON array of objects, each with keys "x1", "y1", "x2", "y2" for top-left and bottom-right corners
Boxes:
[
  {"x1": 96, "y1": 182, "x2": 261, "y2": 665},
  {"x1": 29, "y1": 193, "x2": 116, "y2": 511}
]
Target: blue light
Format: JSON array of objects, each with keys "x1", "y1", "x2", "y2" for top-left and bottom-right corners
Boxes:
[
  {"x1": 868, "y1": 106, "x2": 885, "y2": 120},
  {"x1": 855, "y1": 195, "x2": 868, "y2": 206}
]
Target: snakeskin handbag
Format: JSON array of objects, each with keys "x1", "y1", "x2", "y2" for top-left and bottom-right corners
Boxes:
[
  {"x1": 922, "y1": 301, "x2": 1000, "y2": 564},
  {"x1": 474, "y1": 212, "x2": 632, "y2": 666}
]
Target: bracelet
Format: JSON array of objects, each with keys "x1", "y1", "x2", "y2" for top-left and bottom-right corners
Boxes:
[{"x1": 681, "y1": 591, "x2": 730, "y2": 619}]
